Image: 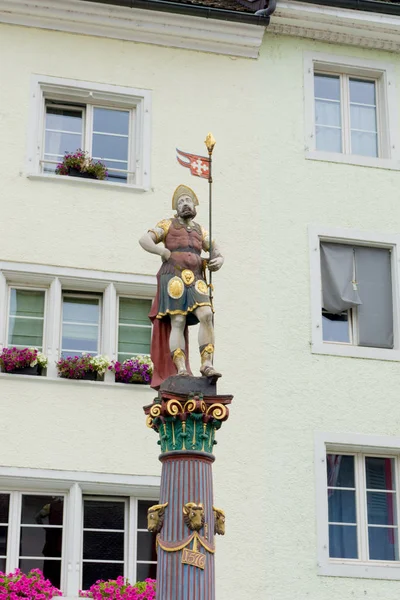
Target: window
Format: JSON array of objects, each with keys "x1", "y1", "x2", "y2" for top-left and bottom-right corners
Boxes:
[
  {"x1": 118, "y1": 298, "x2": 152, "y2": 362},
  {"x1": 327, "y1": 454, "x2": 398, "y2": 562},
  {"x1": 0, "y1": 470, "x2": 159, "y2": 595},
  {"x1": 0, "y1": 262, "x2": 156, "y2": 380},
  {"x1": 309, "y1": 227, "x2": 399, "y2": 361},
  {"x1": 7, "y1": 288, "x2": 46, "y2": 350},
  {"x1": 315, "y1": 74, "x2": 378, "y2": 157},
  {"x1": 28, "y1": 76, "x2": 151, "y2": 190},
  {"x1": 316, "y1": 433, "x2": 400, "y2": 580},
  {"x1": 61, "y1": 294, "x2": 101, "y2": 358},
  {"x1": 320, "y1": 242, "x2": 393, "y2": 349},
  {"x1": 44, "y1": 104, "x2": 132, "y2": 184},
  {"x1": 304, "y1": 54, "x2": 398, "y2": 168}
]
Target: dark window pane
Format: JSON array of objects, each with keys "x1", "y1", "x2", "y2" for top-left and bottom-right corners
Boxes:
[
  {"x1": 138, "y1": 501, "x2": 156, "y2": 530},
  {"x1": 366, "y1": 457, "x2": 395, "y2": 490},
  {"x1": 328, "y1": 489, "x2": 356, "y2": 523},
  {"x1": 20, "y1": 527, "x2": 62, "y2": 558},
  {"x1": 93, "y1": 108, "x2": 130, "y2": 136},
  {"x1": 84, "y1": 500, "x2": 125, "y2": 530},
  {"x1": 0, "y1": 527, "x2": 7, "y2": 555},
  {"x1": 46, "y1": 107, "x2": 83, "y2": 133},
  {"x1": 327, "y1": 455, "x2": 355, "y2": 488},
  {"x1": 92, "y1": 134, "x2": 129, "y2": 162},
  {"x1": 0, "y1": 495, "x2": 10, "y2": 523},
  {"x1": 315, "y1": 99, "x2": 341, "y2": 127},
  {"x1": 19, "y1": 559, "x2": 61, "y2": 589},
  {"x1": 314, "y1": 74, "x2": 341, "y2": 101},
  {"x1": 21, "y1": 496, "x2": 63, "y2": 525},
  {"x1": 350, "y1": 79, "x2": 376, "y2": 106},
  {"x1": 45, "y1": 130, "x2": 82, "y2": 157},
  {"x1": 63, "y1": 297, "x2": 99, "y2": 324},
  {"x1": 137, "y1": 532, "x2": 157, "y2": 562},
  {"x1": 351, "y1": 131, "x2": 378, "y2": 158},
  {"x1": 329, "y1": 524, "x2": 358, "y2": 558},
  {"x1": 316, "y1": 125, "x2": 342, "y2": 153},
  {"x1": 322, "y1": 312, "x2": 350, "y2": 343},
  {"x1": 368, "y1": 527, "x2": 398, "y2": 560},
  {"x1": 119, "y1": 299, "x2": 152, "y2": 326},
  {"x1": 0, "y1": 558, "x2": 5, "y2": 572},
  {"x1": 136, "y1": 562, "x2": 157, "y2": 582},
  {"x1": 82, "y1": 562, "x2": 124, "y2": 591},
  {"x1": 83, "y1": 531, "x2": 124, "y2": 561},
  {"x1": 367, "y1": 492, "x2": 397, "y2": 526},
  {"x1": 10, "y1": 289, "x2": 45, "y2": 318}
]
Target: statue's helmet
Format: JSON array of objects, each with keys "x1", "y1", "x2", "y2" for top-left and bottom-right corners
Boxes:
[{"x1": 172, "y1": 185, "x2": 199, "y2": 210}]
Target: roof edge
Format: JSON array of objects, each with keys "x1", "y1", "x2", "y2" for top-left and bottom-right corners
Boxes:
[{"x1": 81, "y1": 0, "x2": 269, "y2": 24}]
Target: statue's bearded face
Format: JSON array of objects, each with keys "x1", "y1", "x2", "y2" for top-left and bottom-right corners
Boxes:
[{"x1": 177, "y1": 195, "x2": 197, "y2": 219}]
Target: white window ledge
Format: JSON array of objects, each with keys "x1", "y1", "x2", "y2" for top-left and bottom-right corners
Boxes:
[
  {"x1": 27, "y1": 173, "x2": 149, "y2": 193},
  {"x1": 0, "y1": 371, "x2": 154, "y2": 391},
  {"x1": 306, "y1": 151, "x2": 400, "y2": 172},
  {"x1": 312, "y1": 341, "x2": 400, "y2": 362}
]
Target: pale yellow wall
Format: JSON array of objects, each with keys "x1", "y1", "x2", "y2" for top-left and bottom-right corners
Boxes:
[{"x1": 1, "y1": 21, "x2": 400, "y2": 599}]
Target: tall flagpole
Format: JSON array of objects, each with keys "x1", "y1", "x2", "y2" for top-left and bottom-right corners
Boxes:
[{"x1": 204, "y1": 133, "x2": 216, "y2": 308}]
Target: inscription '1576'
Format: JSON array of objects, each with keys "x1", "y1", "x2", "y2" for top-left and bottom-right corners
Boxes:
[{"x1": 181, "y1": 548, "x2": 206, "y2": 569}]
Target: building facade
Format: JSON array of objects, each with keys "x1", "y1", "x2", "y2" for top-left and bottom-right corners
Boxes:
[{"x1": 2, "y1": 0, "x2": 400, "y2": 598}]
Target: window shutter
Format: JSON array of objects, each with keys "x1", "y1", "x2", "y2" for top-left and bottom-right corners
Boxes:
[{"x1": 355, "y1": 246, "x2": 393, "y2": 349}]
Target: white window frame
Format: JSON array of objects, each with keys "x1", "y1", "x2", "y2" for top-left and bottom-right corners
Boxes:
[
  {"x1": 304, "y1": 52, "x2": 400, "y2": 170},
  {"x1": 61, "y1": 292, "x2": 103, "y2": 359},
  {"x1": 27, "y1": 75, "x2": 151, "y2": 191},
  {"x1": 315, "y1": 432, "x2": 400, "y2": 580},
  {"x1": 0, "y1": 261, "x2": 156, "y2": 381},
  {"x1": 117, "y1": 295, "x2": 153, "y2": 362},
  {"x1": 6, "y1": 285, "x2": 48, "y2": 352},
  {"x1": 0, "y1": 466, "x2": 160, "y2": 600},
  {"x1": 309, "y1": 226, "x2": 400, "y2": 361}
]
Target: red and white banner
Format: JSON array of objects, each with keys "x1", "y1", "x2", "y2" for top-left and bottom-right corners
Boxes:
[{"x1": 176, "y1": 148, "x2": 210, "y2": 179}]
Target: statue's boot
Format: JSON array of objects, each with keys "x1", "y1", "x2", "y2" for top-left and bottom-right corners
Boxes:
[
  {"x1": 200, "y1": 344, "x2": 221, "y2": 379},
  {"x1": 172, "y1": 348, "x2": 189, "y2": 376}
]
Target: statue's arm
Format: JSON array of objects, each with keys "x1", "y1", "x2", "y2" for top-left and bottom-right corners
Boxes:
[
  {"x1": 202, "y1": 235, "x2": 224, "y2": 272},
  {"x1": 139, "y1": 232, "x2": 171, "y2": 262}
]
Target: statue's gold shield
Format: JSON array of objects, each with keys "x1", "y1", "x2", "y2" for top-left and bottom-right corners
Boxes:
[
  {"x1": 168, "y1": 276, "x2": 184, "y2": 299},
  {"x1": 181, "y1": 270, "x2": 195, "y2": 286},
  {"x1": 195, "y1": 280, "x2": 208, "y2": 295}
]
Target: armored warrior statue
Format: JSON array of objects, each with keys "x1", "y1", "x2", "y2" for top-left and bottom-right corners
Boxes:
[{"x1": 139, "y1": 184, "x2": 224, "y2": 388}]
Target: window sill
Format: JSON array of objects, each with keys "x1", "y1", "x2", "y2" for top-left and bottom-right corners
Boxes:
[
  {"x1": 312, "y1": 341, "x2": 400, "y2": 362},
  {"x1": 305, "y1": 150, "x2": 400, "y2": 171},
  {"x1": 0, "y1": 372, "x2": 153, "y2": 391},
  {"x1": 26, "y1": 173, "x2": 149, "y2": 193},
  {"x1": 319, "y1": 560, "x2": 400, "y2": 580}
]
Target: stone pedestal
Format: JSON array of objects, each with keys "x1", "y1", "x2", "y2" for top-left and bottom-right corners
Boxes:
[{"x1": 144, "y1": 376, "x2": 232, "y2": 600}]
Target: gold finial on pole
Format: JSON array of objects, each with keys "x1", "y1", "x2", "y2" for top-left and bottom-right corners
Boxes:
[{"x1": 204, "y1": 132, "x2": 216, "y2": 154}]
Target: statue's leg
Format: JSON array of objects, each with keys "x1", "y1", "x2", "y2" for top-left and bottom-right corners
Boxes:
[
  {"x1": 170, "y1": 314, "x2": 189, "y2": 376},
  {"x1": 194, "y1": 306, "x2": 221, "y2": 379}
]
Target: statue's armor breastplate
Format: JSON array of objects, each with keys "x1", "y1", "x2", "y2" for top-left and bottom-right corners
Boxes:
[{"x1": 164, "y1": 219, "x2": 203, "y2": 274}]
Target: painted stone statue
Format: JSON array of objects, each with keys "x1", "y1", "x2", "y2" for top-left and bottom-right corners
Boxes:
[{"x1": 139, "y1": 184, "x2": 224, "y2": 388}]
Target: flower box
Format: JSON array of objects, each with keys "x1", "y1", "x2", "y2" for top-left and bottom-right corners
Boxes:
[
  {"x1": 55, "y1": 149, "x2": 108, "y2": 180},
  {"x1": 68, "y1": 167, "x2": 98, "y2": 180},
  {"x1": 109, "y1": 356, "x2": 153, "y2": 385},
  {"x1": 4, "y1": 365, "x2": 42, "y2": 376},
  {"x1": 0, "y1": 347, "x2": 48, "y2": 376},
  {"x1": 57, "y1": 354, "x2": 109, "y2": 380}
]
